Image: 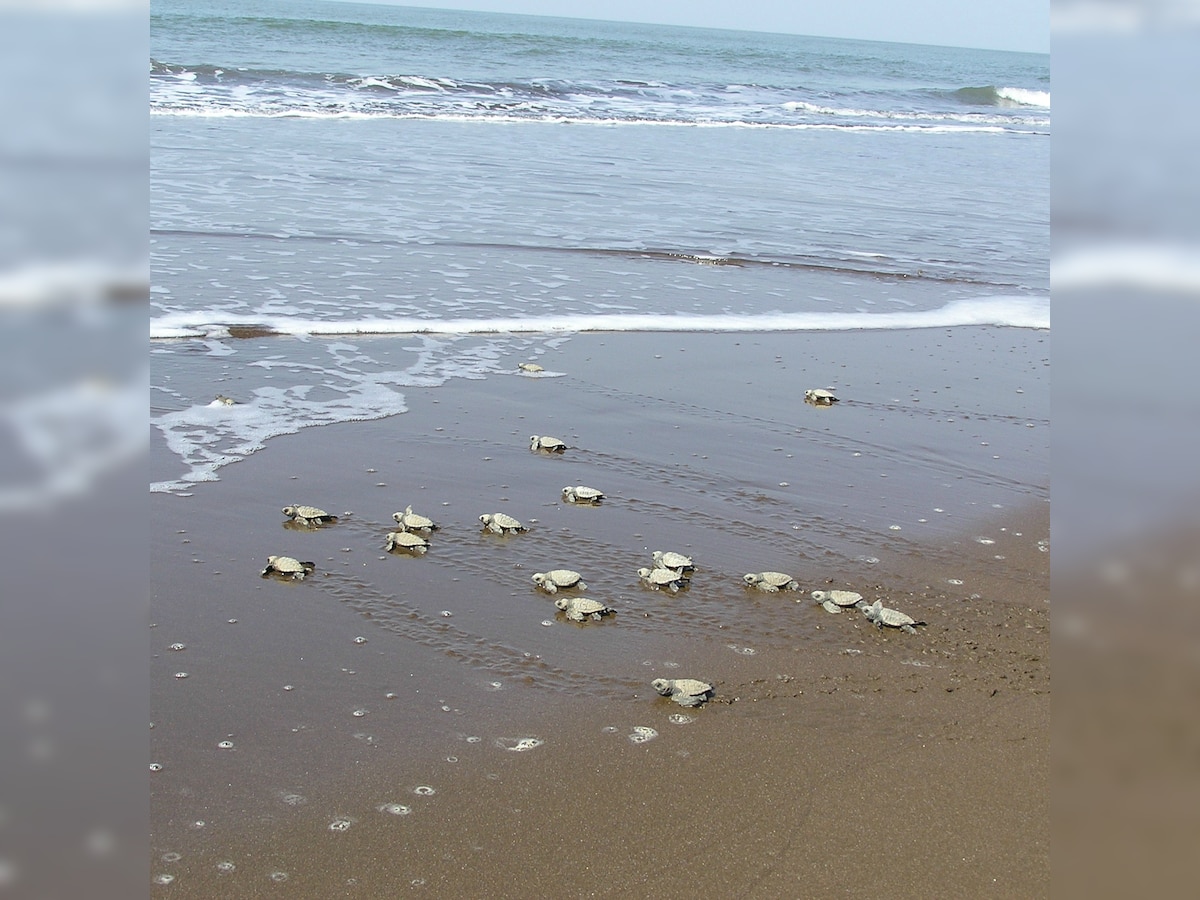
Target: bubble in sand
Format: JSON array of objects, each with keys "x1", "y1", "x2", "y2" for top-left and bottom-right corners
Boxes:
[
  {"x1": 227, "y1": 618, "x2": 238, "y2": 624},
  {"x1": 486, "y1": 681, "x2": 503, "y2": 691},
  {"x1": 379, "y1": 803, "x2": 411, "y2": 816},
  {"x1": 173, "y1": 672, "x2": 189, "y2": 679},
  {"x1": 149, "y1": 763, "x2": 163, "y2": 772},
  {"x1": 976, "y1": 537, "x2": 995, "y2": 545},
  {"x1": 889, "y1": 524, "x2": 901, "y2": 530},
  {"x1": 540, "y1": 619, "x2": 553, "y2": 627},
  {"x1": 190, "y1": 820, "x2": 205, "y2": 829},
  {"x1": 283, "y1": 684, "x2": 295, "y2": 691},
  {"x1": 465, "y1": 735, "x2": 481, "y2": 743},
  {"x1": 662, "y1": 661, "x2": 680, "y2": 668},
  {"x1": 269, "y1": 871, "x2": 289, "y2": 882},
  {"x1": 168, "y1": 642, "x2": 186, "y2": 651},
  {"x1": 668, "y1": 714, "x2": 694, "y2": 725},
  {"x1": 629, "y1": 726, "x2": 658, "y2": 744},
  {"x1": 947, "y1": 578, "x2": 963, "y2": 585},
  {"x1": 352, "y1": 708, "x2": 368, "y2": 717},
  {"x1": 328, "y1": 818, "x2": 353, "y2": 832},
  {"x1": 279, "y1": 792, "x2": 307, "y2": 806},
  {"x1": 216, "y1": 861, "x2": 236, "y2": 873},
  {"x1": 413, "y1": 785, "x2": 436, "y2": 795},
  {"x1": 601, "y1": 726, "x2": 619, "y2": 734},
  {"x1": 352, "y1": 636, "x2": 367, "y2": 644},
  {"x1": 440, "y1": 610, "x2": 453, "y2": 617},
  {"x1": 161, "y1": 851, "x2": 182, "y2": 863},
  {"x1": 217, "y1": 740, "x2": 234, "y2": 750},
  {"x1": 152, "y1": 874, "x2": 175, "y2": 885}
]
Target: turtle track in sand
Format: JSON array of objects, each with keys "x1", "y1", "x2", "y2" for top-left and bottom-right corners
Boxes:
[
  {"x1": 313, "y1": 572, "x2": 641, "y2": 699},
  {"x1": 564, "y1": 377, "x2": 1044, "y2": 500}
]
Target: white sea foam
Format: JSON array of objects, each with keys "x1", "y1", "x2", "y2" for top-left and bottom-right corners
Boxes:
[
  {"x1": 1052, "y1": 244, "x2": 1200, "y2": 293},
  {"x1": 150, "y1": 296, "x2": 1048, "y2": 339},
  {"x1": 997, "y1": 87, "x2": 1050, "y2": 108}
]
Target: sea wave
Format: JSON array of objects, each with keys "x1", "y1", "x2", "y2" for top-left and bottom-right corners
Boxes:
[
  {"x1": 149, "y1": 59, "x2": 1049, "y2": 132},
  {"x1": 951, "y1": 85, "x2": 1049, "y2": 108},
  {"x1": 150, "y1": 297, "x2": 1049, "y2": 339}
]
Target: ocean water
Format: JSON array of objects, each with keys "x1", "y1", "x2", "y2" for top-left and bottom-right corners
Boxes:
[{"x1": 151, "y1": 0, "x2": 1049, "y2": 491}]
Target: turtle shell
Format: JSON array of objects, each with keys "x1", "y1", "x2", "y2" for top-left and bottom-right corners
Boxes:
[
  {"x1": 533, "y1": 570, "x2": 585, "y2": 592},
  {"x1": 393, "y1": 505, "x2": 436, "y2": 531},
  {"x1": 386, "y1": 531, "x2": 428, "y2": 552},
  {"x1": 652, "y1": 678, "x2": 713, "y2": 706},
  {"x1": 530, "y1": 435, "x2": 567, "y2": 451},
  {"x1": 262, "y1": 556, "x2": 315, "y2": 578},
  {"x1": 652, "y1": 551, "x2": 694, "y2": 570},
  {"x1": 639, "y1": 566, "x2": 683, "y2": 587},
  {"x1": 562, "y1": 485, "x2": 603, "y2": 502},
  {"x1": 745, "y1": 571, "x2": 798, "y2": 590},
  {"x1": 481, "y1": 512, "x2": 524, "y2": 532},
  {"x1": 554, "y1": 597, "x2": 611, "y2": 621}
]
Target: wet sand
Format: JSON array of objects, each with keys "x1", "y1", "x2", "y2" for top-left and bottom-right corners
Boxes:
[{"x1": 151, "y1": 327, "x2": 1049, "y2": 896}]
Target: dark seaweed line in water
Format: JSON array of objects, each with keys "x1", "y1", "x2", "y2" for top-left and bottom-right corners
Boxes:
[
  {"x1": 148, "y1": 228, "x2": 1008, "y2": 287},
  {"x1": 565, "y1": 377, "x2": 1044, "y2": 497}
]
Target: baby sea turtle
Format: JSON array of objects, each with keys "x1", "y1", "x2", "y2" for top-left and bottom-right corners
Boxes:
[
  {"x1": 652, "y1": 550, "x2": 694, "y2": 572},
  {"x1": 554, "y1": 596, "x2": 613, "y2": 622},
  {"x1": 261, "y1": 556, "x2": 315, "y2": 579},
  {"x1": 811, "y1": 589, "x2": 865, "y2": 614},
  {"x1": 561, "y1": 485, "x2": 604, "y2": 504},
  {"x1": 211, "y1": 394, "x2": 236, "y2": 406},
  {"x1": 517, "y1": 362, "x2": 544, "y2": 373},
  {"x1": 530, "y1": 434, "x2": 568, "y2": 452},
  {"x1": 532, "y1": 570, "x2": 587, "y2": 594},
  {"x1": 479, "y1": 512, "x2": 528, "y2": 535},
  {"x1": 385, "y1": 530, "x2": 429, "y2": 554},
  {"x1": 651, "y1": 678, "x2": 714, "y2": 708},
  {"x1": 638, "y1": 566, "x2": 687, "y2": 592},
  {"x1": 743, "y1": 571, "x2": 801, "y2": 592},
  {"x1": 392, "y1": 505, "x2": 438, "y2": 532},
  {"x1": 804, "y1": 388, "x2": 839, "y2": 406},
  {"x1": 281, "y1": 505, "x2": 338, "y2": 527},
  {"x1": 862, "y1": 599, "x2": 926, "y2": 634}
]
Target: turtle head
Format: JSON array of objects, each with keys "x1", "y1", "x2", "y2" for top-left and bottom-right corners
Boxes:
[
  {"x1": 282, "y1": 506, "x2": 295, "y2": 516},
  {"x1": 532, "y1": 573, "x2": 546, "y2": 585},
  {"x1": 479, "y1": 514, "x2": 491, "y2": 525},
  {"x1": 743, "y1": 573, "x2": 759, "y2": 586},
  {"x1": 392, "y1": 511, "x2": 404, "y2": 523},
  {"x1": 651, "y1": 679, "x2": 672, "y2": 696},
  {"x1": 810, "y1": 590, "x2": 826, "y2": 601},
  {"x1": 553, "y1": 597, "x2": 570, "y2": 612}
]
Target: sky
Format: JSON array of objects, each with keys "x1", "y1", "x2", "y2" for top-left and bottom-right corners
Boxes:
[{"x1": 347, "y1": 0, "x2": 1050, "y2": 54}]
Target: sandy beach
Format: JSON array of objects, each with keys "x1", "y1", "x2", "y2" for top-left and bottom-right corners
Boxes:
[{"x1": 150, "y1": 326, "x2": 1048, "y2": 897}]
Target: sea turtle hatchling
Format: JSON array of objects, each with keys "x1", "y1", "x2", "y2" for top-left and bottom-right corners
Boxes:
[
  {"x1": 743, "y1": 571, "x2": 801, "y2": 592},
  {"x1": 804, "y1": 388, "x2": 839, "y2": 406},
  {"x1": 392, "y1": 505, "x2": 438, "y2": 532},
  {"x1": 260, "y1": 556, "x2": 315, "y2": 579},
  {"x1": 281, "y1": 505, "x2": 339, "y2": 527},
  {"x1": 561, "y1": 485, "x2": 604, "y2": 504},
  {"x1": 651, "y1": 678, "x2": 714, "y2": 708},
  {"x1": 811, "y1": 589, "x2": 865, "y2": 614},
  {"x1": 517, "y1": 362, "x2": 544, "y2": 373},
  {"x1": 861, "y1": 599, "x2": 926, "y2": 634},
  {"x1": 532, "y1": 569, "x2": 587, "y2": 594},
  {"x1": 638, "y1": 566, "x2": 687, "y2": 592},
  {"x1": 210, "y1": 394, "x2": 236, "y2": 406},
  {"x1": 554, "y1": 596, "x2": 613, "y2": 622},
  {"x1": 530, "y1": 434, "x2": 568, "y2": 452},
  {"x1": 385, "y1": 530, "x2": 429, "y2": 554},
  {"x1": 652, "y1": 550, "x2": 694, "y2": 572},
  {"x1": 479, "y1": 512, "x2": 528, "y2": 535}
]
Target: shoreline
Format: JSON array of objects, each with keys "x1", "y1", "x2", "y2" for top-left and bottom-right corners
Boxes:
[{"x1": 151, "y1": 326, "x2": 1048, "y2": 896}]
